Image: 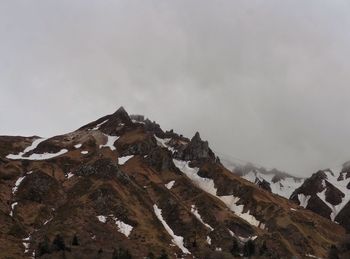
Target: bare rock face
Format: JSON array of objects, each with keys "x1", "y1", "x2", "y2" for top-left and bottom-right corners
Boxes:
[
  {"x1": 179, "y1": 132, "x2": 215, "y2": 162},
  {"x1": 290, "y1": 168, "x2": 350, "y2": 233},
  {"x1": 336, "y1": 202, "x2": 350, "y2": 233},
  {"x1": 16, "y1": 171, "x2": 64, "y2": 205},
  {"x1": 75, "y1": 159, "x2": 127, "y2": 180},
  {"x1": 119, "y1": 134, "x2": 157, "y2": 156},
  {"x1": 291, "y1": 171, "x2": 327, "y2": 198},
  {"x1": 325, "y1": 181, "x2": 345, "y2": 205},
  {"x1": 255, "y1": 178, "x2": 272, "y2": 192},
  {"x1": 145, "y1": 147, "x2": 177, "y2": 172}
]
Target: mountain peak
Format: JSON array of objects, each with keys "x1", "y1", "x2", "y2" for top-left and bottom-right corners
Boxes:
[
  {"x1": 109, "y1": 106, "x2": 132, "y2": 124},
  {"x1": 192, "y1": 131, "x2": 201, "y2": 141},
  {"x1": 114, "y1": 106, "x2": 127, "y2": 113},
  {"x1": 112, "y1": 106, "x2": 129, "y2": 118}
]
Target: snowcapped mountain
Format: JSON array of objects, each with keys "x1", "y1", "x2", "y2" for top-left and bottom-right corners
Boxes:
[
  {"x1": 290, "y1": 165, "x2": 350, "y2": 232},
  {"x1": 0, "y1": 107, "x2": 348, "y2": 258},
  {"x1": 221, "y1": 159, "x2": 304, "y2": 199}
]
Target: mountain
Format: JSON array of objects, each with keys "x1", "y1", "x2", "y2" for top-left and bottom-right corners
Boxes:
[
  {"x1": 222, "y1": 156, "x2": 350, "y2": 235},
  {"x1": 221, "y1": 159, "x2": 304, "y2": 199},
  {"x1": 290, "y1": 164, "x2": 350, "y2": 232},
  {"x1": 0, "y1": 107, "x2": 348, "y2": 259}
]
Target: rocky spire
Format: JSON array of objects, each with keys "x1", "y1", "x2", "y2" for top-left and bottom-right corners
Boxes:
[
  {"x1": 111, "y1": 106, "x2": 131, "y2": 123},
  {"x1": 181, "y1": 131, "x2": 215, "y2": 162}
]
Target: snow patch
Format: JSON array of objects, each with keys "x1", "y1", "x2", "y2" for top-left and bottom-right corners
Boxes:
[
  {"x1": 8, "y1": 149, "x2": 68, "y2": 160},
  {"x1": 112, "y1": 217, "x2": 133, "y2": 237},
  {"x1": 228, "y1": 229, "x2": 257, "y2": 243},
  {"x1": 12, "y1": 176, "x2": 26, "y2": 194},
  {"x1": 99, "y1": 134, "x2": 119, "y2": 151},
  {"x1": 190, "y1": 205, "x2": 214, "y2": 231},
  {"x1": 119, "y1": 155, "x2": 134, "y2": 165},
  {"x1": 316, "y1": 169, "x2": 350, "y2": 221},
  {"x1": 6, "y1": 138, "x2": 46, "y2": 159},
  {"x1": 10, "y1": 202, "x2": 18, "y2": 217},
  {"x1": 81, "y1": 151, "x2": 89, "y2": 154},
  {"x1": 96, "y1": 215, "x2": 133, "y2": 237},
  {"x1": 173, "y1": 159, "x2": 262, "y2": 228},
  {"x1": 206, "y1": 236, "x2": 212, "y2": 245},
  {"x1": 154, "y1": 135, "x2": 176, "y2": 153},
  {"x1": 90, "y1": 119, "x2": 108, "y2": 131},
  {"x1": 43, "y1": 218, "x2": 52, "y2": 225},
  {"x1": 6, "y1": 137, "x2": 68, "y2": 160},
  {"x1": 298, "y1": 194, "x2": 311, "y2": 208},
  {"x1": 66, "y1": 172, "x2": 74, "y2": 179},
  {"x1": 242, "y1": 170, "x2": 304, "y2": 199},
  {"x1": 74, "y1": 144, "x2": 82, "y2": 149},
  {"x1": 153, "y1": 204, "x2": 191, "y2": 254},
  {"x1": 97, "y1": 215, "x2": 107, "y2": 223},
  {"x1": 165, "y1": 180, "x2": 175, "y2": 190},
  {"x1": 305, "y1": 254, "x2": 322, "y2": 259},
  {"x1": 23, "y1": 234, "x2": 31, "y2": 253}
]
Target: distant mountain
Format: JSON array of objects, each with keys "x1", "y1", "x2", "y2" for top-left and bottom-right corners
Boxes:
[
  {"x1": 221, "y1": 159, "x2": 304, "y2": 199},
  {"x1": 290, "y1": 165, "x2": 350, "y2": 232},
  {"x1": 0, "y1": 107, "x2": 348, "y2": 258}
]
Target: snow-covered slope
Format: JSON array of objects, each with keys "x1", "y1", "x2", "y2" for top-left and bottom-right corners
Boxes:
[
  {"x1": 221, "y1": 158, "x2": 304, "y2": 199},
  {"x1": 290, "y1": 165, "x2": 350, "y2": 231}
]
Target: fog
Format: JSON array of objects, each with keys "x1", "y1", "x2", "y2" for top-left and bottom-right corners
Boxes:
[{"x1": 1, "y1": 0, "x2": 350, "y2": 176}]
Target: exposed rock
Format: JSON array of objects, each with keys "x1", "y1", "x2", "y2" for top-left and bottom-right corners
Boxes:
[
  {"x1": 16, "y1": 171, "x2": 64, "y2": 204},
  {"x1": 145, "y1": 147, "x2": 177, "y2": 172},
  {"x1": 130, "y1": 114, "x2": 145, "y2": 122},
  {"x1": 336, "y1": 202, "x2": 350, "y2": 233},
  {"x1": 256, "y1": 178, "x2": 272, "y2": 192},
  {"x1": 75, "y1": 159, "x2": 127, "y2": 181},
  {"x1": 119, "y1": 135, "x2": 157, "y2": 156},
  {"x1": 325, "y1": 181, "x2": 345, "y2": 205},
  {"x1": 290, "y1": 171, "x2": 327, "y2": 198},
  {"x1": 143, "y1": 119, "x2": 164, "y2": 137},
  {"x1": 179, "y1": 132, "x2": 215, "y2": 162}
]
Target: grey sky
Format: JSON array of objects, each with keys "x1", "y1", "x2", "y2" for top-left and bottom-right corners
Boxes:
[{"x1": 1, "y1": 0, "x2": 350, "y2": 176}]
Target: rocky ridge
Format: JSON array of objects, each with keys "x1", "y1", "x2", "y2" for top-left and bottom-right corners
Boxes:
[{"x1": 0, "y1": 107, "x2": 347, "y2": 259}]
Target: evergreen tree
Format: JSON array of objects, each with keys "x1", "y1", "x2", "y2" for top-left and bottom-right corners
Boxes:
[
  {"x1": 72, "y1": 234, "x2": 79, "y2": 246},
  {"x1": 52, "y1": 234, "x2": 66, "y2": 251},
  {"x1": 158, "y1": 249, "x2": 169, "y2": 259},
  {"x1": 230, "y1": 239, "x2": 240, "y2": 256},
  {"x1": 98, "y1": 248, "x2": 103, "y2": 254},
  {"x1": 146, "y1": 252, "x2": 155, "y2": 259},
  {"x1": 328, "y1": 245, "x2": 339, "y2": 259},
  {"x1": 37, "y1": 235, "x2": 51, "y2": 256},
  {"x1": 243, "y1": 240, "x2": 255, "y2": 257},
  {"x1": 112, "y1": 247, "x2": 132, "y2": 259},
  {"x1": 259, "y1": 241, "x2": 268, "y2": 256}
]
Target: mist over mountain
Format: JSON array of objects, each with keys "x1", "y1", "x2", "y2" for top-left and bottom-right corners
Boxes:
[{"x1": 2, "y1": 1, "x2": 350, "y2": 176}]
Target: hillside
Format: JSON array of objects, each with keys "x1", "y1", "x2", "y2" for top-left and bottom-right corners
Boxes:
[{"x1": 0, "y1": 107, "x2": 347, "y2": 259}]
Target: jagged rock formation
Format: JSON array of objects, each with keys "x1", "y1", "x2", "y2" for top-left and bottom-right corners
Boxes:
[
  {"x1": 0, "y1": 107, "x2": 347, "y2": 258},
  {"x1": 290, "y1": 166, "x2": 350, "y2": 232}
]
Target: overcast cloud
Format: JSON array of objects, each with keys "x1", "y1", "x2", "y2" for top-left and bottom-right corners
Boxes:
[{"x1": 1, "y1": 0, "x2": 350, "y2": 176}]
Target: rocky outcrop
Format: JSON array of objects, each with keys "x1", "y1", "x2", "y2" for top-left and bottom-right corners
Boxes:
[
  {"x1": 75, "y1": 159, "x2": 126, "y2": 180},
  {"x1": 290, "y1": 171, "x2": 326, "y2": 199},
  {"x1": 176, "y1": 132, "x2": 215, "y2": 162},
  {"x1": 119, "y1": 134, "x2": 157, "y2": 156},
  {"x1": 255, "y1": 178, "x2": 272, "y2": 192},
  {"x1": 145, "y1": 147, "x2": 177, "y2": 172},
  {"x1": 16, "y1": 171, "x2": 64, "y2": 205},
  {"x1": 290, "y1": 168, "x2": 350, "y2": 232}
]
